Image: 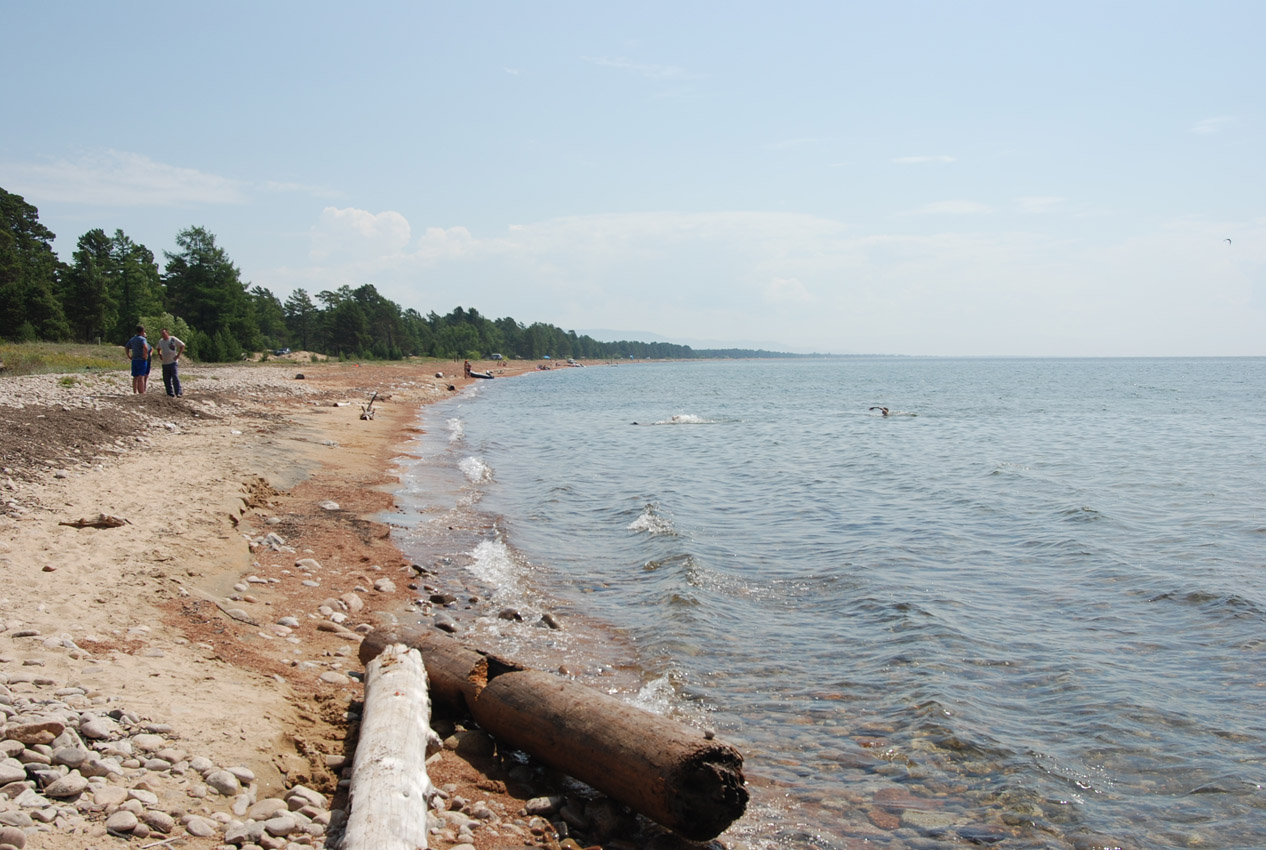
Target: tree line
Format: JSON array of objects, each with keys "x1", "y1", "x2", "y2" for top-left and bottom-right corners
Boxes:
[{"x1": 2, "y1": 186, "x2": 800, "y2": 362}]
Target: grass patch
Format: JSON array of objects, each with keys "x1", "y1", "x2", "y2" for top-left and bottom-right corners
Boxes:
[{"x1": 0, "y1": 342, "x2": 129, "y2": 377}]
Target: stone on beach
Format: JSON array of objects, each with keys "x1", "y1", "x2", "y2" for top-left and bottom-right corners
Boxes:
[
  {"x1": 205, "y1": 769, "x2": 241, "y2": 795},
  {"x1": 41, "y1": 771, "x2": 89, "y2": 797}
]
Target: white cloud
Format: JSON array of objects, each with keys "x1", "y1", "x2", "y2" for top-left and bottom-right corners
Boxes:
[
  {"x1": 1189, "y1": 116, "x2": 1236, "y2": 135},
  {"x1": 892, "y1": 155, "x2": 956, "y2": 164},
  {"x1": 903, "y1": 200, "x2": 991, "y2": 216},
  {"x1": 1018, "y1": 196, "x2": 1066, "y2": 214},
  {"x1": 415, "y1": 226, "x2": 478, "y2": 261},
  {"x1": 0, "y1": 149, "x2": 246, "y2": 206},
  {"x1": 310, "y1": 206, "x2": 411, "y2": 262}
]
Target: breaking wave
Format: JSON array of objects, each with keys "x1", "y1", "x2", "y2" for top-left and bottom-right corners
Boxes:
[
  {"x1": 628, "y1": 503, "x2": 677, "y2": 536},
  {"x1": 459, "y1": 456, "x2": 492, "y2": 483}
]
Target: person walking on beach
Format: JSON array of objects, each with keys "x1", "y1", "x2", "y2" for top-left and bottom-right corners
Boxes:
[
  {"x1": 124, "y1": 325, "x2": 152, "y2": 394},
  {"x1": 155, "y1": 327, "x2": 186, "y2": 397},
  {"x1": 464, "y1": 359, "x2": 472, "y2": 378}
]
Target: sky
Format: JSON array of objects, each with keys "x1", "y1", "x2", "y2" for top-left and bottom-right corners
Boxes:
[{"x1": 3, "y1": 1, "x2": 1264, "y2": 356}]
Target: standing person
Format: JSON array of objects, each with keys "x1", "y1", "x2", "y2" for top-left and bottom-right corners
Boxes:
[
  {"x1": 124, "y1": 325, "x2": 152, "y2": 394},
  {"x1": 464, "y1": 359, "x2": 472, "y2": 378},
  {"x1": 155, "y1": 327, "x2": 186, "y2": 397}
]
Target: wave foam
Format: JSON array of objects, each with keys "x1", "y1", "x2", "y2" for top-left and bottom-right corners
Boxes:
[
  {"x1": 631, "y1": 674, "x2": 677, "y2": 716},
  {"x1": 654, "y1": 413, "x2": 713, "y2": 425},
  {"x1": 628, "y1": 503, "x2": 676, "y2": 536},
  {"x1": 459, "y1": 456, "x2": 493, "y2": 483},
  {"x1": 467, "y1": 539, "x2": 521, "y2": 592},
  {"x1": 446, "y1": 417, "x2": 464, "y2": 443}
]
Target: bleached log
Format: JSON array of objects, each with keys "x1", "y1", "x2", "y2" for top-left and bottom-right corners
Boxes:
[
  {"x1": 360, "y1": 627, "x2": 748, "y2": 840},
  {"x1": 342, "y1": 643, "x2": 439, "y2": 850}
]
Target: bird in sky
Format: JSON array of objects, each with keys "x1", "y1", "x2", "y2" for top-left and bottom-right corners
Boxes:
[{"x1": 1225, "y1": 238, "x2": 1232, "y2": 244}]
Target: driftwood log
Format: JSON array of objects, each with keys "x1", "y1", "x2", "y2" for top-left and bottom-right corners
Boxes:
[
  {"x1": 342, "y1": 643, "x2": 438, "y2": 850},
  {"x1": 360, "y1": 626, "x2": 747, "y2": 840},
  {"x1": 359, "y1": 626, "x2": 518, "y2": 707}
]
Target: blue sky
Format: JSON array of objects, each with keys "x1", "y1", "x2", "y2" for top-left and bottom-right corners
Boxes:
[{"x1": 3, "y1": 1, "x2": 1263, "y2": 356}]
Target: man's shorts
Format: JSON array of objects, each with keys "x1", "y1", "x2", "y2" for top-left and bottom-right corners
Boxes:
[{"x1": 131, "y1": 359, "x2": 151, "y2": 377}]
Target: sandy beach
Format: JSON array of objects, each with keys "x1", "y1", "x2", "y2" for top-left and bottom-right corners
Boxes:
[{"x1": 0, "y1": 357, "x2": 646, "y2": 850}]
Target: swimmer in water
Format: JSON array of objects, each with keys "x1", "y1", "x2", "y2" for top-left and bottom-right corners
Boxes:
[{"x1": 869, "y1": 406, "x2": 890, "y2": 417}]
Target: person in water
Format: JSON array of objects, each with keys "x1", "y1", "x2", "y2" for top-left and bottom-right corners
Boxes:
[{"x1": 869, "y1": 406, "x2": 889, "y2": 417}]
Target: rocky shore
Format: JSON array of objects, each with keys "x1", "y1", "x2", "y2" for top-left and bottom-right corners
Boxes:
[{"x1": 1, "y1": 359, "x2": 701, "y2": 850}]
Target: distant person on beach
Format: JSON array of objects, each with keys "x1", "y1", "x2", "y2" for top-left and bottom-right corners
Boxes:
[
  {"x1": 464, "y1": 360, "x2": 472, "y2": 378},
  {"x1": 124, "y1": 325, "x2": 152, "y2": 394},
  {"x1": 869, "y1": 406, "x2": 889, "y2": 417},
  {"x1": 155, "y1": 328, "x2": 186, "y2": 397}
]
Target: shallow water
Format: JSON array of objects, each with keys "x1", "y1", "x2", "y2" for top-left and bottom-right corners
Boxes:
[{"x1": 391, "y1": 358, "x2": 1266, "y2": 849}]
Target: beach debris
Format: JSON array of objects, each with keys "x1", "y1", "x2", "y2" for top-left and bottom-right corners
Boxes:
[
  {"x1": 341, "y1": 643, "x2": 438, "y2": 850},
  {"x1": 58, "y1": 513, "x2": 131, "y2": 529},
  {"x1": 361, "y1": 626, "x2": 748, "y2": 840},
  {"x1": 359, "y1": 391, "x2": 378, "y2": 420}
]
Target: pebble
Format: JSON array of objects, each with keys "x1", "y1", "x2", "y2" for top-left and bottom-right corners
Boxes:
[
  {"x1": 131, "y1": 732, "x2": 165, "y2": 752},
  {"x1": 78, "y1": 715, "x2": 116, "y2": 739},
  {"x1": 41, "y1": 771, "x2": 88, "y2": 797},
  {"x1": 142, "y1": 808, "x2": 175, "y2": 833},
  {"x1": 184, "y1": 814, "x2": 218, "y2": 836},
  {"x1": 105, "y1": 809, "x2": 139, "y2": 832},
  {"x1": 249, "y1": 798, "x2": 290, "y2": 821},
  {"x1": 205, "y1": 769, "x2": 241, "y2": 795}
]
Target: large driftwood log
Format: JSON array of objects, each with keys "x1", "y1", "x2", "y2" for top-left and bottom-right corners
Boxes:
[
  {"x1": 471, "y1": 669, "x2": 747, "y2": 841},
  {"x1": 359, "y1": 625, "x2": 519, "y2": 707},
  {"x1": 361, "y1": 627, "x2": 748, "y2": 841},
  {"x1": 342, "y1": 643, "x2": 438, "y2": 850}
]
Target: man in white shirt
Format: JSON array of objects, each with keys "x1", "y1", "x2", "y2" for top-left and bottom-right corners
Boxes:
[{"x1": 155, "y1": 328, "x2": 186, "y2": 397}]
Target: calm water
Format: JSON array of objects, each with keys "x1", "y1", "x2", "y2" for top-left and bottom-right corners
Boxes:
[{"x1": 390, "y1": 358, "x2": 1266, "y2": 850}]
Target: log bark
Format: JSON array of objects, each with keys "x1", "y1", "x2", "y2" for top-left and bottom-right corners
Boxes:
[
  {"x1": 342, "y1": 643, "x2": 437, "y2": 850},
  {"x1": 359, "y1": 625, "x2": 509, "y2": 708},
  {"x1": 359, "y1": 626, "x2": 482, "y2": 708},
  {"x1": 359, "y1": 627, "x2": 748, "y2": 840},
  {"x1": 471, "y1": 669, "x2": 747, "y2": 841}
]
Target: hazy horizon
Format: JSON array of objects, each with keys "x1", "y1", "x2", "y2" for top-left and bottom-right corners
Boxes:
[{"x1": 3, "y1": 1, "x2": 1263, "y2": 357}]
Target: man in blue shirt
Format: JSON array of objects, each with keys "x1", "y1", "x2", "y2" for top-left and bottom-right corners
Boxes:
[{"x1": 124, "y1": 325, "x2": 152, "y2": 394}]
